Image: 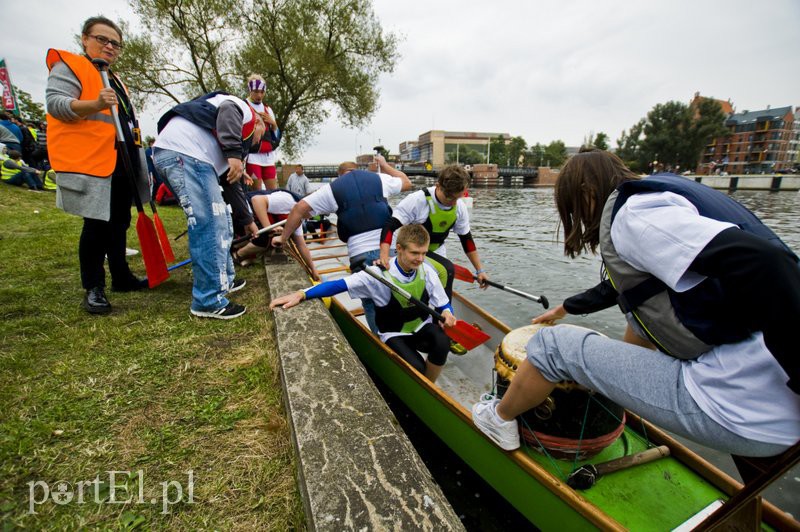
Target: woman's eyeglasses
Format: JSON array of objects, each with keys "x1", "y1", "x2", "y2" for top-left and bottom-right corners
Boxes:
[{"x1": 89, "y1": 34, "x2": 124, "y2": 50}]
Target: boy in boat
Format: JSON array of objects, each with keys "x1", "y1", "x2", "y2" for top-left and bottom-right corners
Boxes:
[
  {"x1": 378, "y1": 164, "x2": 489, "y2": 300},
  {"x1": 270, "y1": 224, "x2": 457, "y2": 382},
  {"x1": 231, "y1": 188, "x2": 319, "y2": 280},
  {"x1": 272, "y1": 155, "x2": 412, "y2": 332},
  {"x1": 473, "y1": 149, "x2": 800, "y2": 457}
]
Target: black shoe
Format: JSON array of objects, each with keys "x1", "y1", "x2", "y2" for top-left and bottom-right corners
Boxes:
[
  {"x1": 83, "y1": 287, "x2": 112, "y2": 315},
  {"x1": 112, "y1": 275, "x2": 149, "y2": 292}
]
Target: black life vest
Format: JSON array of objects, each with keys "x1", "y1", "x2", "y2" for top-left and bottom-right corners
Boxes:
[
  {"x1": 329, "y1": 170, "x2": 391, "y2": 242},
  {"x1": 157, "y1": 91, "x2": 257, "y2": 159}
]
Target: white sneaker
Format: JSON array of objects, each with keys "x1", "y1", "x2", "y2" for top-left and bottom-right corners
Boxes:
[
  {"x1": 190, "y1": 302, "x2": 246, "y2": 320},
  {"x1": 126, "y1": 248, "x2": 139, "y2": 256},
  {"x1": 472, "y1": 398, "x2": 520, "y2": 451}
]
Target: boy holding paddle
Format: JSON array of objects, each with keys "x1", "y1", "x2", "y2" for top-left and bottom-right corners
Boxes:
[{"x1": 270, "y1": 224, "x2": 457, "y2": 382}]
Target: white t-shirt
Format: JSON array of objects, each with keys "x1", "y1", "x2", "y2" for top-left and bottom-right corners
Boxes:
[
  {"x1": 304, "y1": 172, "x2": 404, "y2": 258},
  {"x1": 154, "y1": 94, "x2": 253, "y2": 176},
  {"x1": 246, "y1": 101, "x2": 277, "y2": 166},
  {"x1": 612, "y1": 191, "x2": 800, "y2": 446},
  {"x1": 259, "y1": 191, "x2": 301, "y2": 236},
  {"x1": 391, "y1": 186, "x2": 471, "y2": 257},
  {"x1": 344, "y1": 261, "x2": 450, "y2": 342}
]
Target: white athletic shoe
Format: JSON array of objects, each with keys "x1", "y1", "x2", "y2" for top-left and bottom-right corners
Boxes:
[
  {"x1": 472, "y1": 398, "x2": 520, "y2": 451},
  {"x1": 125, "y1": 248, "x2": 139, "y2": 256}
]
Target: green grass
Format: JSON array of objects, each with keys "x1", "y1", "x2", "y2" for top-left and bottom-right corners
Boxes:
[{"x1": 0, "y1": 186, "x2": 304, "y2": 530}]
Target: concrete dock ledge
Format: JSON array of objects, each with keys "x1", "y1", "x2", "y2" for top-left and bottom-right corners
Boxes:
[{"x1": 265, "y1": 256, "x2": 464, "y2": 531}]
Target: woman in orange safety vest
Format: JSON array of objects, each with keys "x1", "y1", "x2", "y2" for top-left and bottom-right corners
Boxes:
[{"x1": 46, "y1": 15, "x2": 151, "y2": 315}]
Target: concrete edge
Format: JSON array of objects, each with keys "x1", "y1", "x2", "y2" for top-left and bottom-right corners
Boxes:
[{"x1": 264, "y1": 255, "x2": 464, "y2": 531}]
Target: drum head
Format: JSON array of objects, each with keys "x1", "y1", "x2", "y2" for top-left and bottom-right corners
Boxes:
[{"x1": 495, "y1": 324, "x2": 548, "y2": 381}]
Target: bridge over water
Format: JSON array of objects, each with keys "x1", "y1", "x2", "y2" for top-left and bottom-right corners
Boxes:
[{"x1": 302, "y1": 164, "x2": 539, "y2": 183}]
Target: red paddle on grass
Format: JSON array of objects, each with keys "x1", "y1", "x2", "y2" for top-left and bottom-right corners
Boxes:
[
  {"x1": 363, "y1": 267, "x2": 491, "y2": 351},
  {"x1": 452, "y1": 263, "x2": 549, "y2": 308},
  {"x1": 94, "y1": 59, "x2": 168, "y2": 288}
]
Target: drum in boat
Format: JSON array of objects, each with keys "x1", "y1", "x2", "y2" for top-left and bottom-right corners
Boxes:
[{"x1": 495, "y1": 324, "x2": 626, "y2": 460}]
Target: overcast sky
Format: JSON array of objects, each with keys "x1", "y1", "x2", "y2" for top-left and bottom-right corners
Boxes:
[{"x1": 4, "y1": 0, "x2": 799, "y2": 163}]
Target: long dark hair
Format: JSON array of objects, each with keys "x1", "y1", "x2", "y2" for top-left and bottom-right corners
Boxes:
[{"x1": 555, "y1": 149, "x2": 640, "y2": 258}]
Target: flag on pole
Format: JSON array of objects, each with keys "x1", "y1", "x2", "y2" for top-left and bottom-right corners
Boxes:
[{"x1": 0, "y1": 59, "x2": 20, "y2": 117}]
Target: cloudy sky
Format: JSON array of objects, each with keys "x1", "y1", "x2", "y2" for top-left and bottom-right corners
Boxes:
[{"x1": 4, "y1": 0, "x2": 799, "y2": 163}]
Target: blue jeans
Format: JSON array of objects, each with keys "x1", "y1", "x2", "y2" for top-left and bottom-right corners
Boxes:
[
  {"x1": 3, "y1": 170, "x2": 41, "y2": 189},
  {"x1": 153, "y1": 148, "x2": 235, "y2": 311}
]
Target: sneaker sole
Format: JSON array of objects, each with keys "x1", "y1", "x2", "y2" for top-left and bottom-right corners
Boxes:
[
  {"x1": 227, "y1": 280, "x2": 246, "y2": 294},
  {"x1": 190, "y1": 307, "x2": 247, "y2": 320}
]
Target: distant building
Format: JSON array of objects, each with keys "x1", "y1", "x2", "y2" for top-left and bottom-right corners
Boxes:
[
  {"x1": 399, "y1": 130, "x2": 510, "y2": 167},
  {"x1": 698, "y1": 105, "x2": 798, "y2": 174}
]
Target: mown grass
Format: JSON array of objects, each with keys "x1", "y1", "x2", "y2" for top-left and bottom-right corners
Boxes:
[{"x1": 0, "y1": 185, "x2": 304, "y2": 530}]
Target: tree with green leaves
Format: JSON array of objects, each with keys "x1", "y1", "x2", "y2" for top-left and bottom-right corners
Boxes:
[
  {"x1": 618, "y1": 99, "x2": 728, "y2": 173},
  {"x1": 458, "y1": 147, "x2": 486, "y2": 165},
  {"x1": 524, "y1": 142, "x2": 545, "y2": 167},
  {"x1": 593, "y1": 132, "x2": 609, "y2": 151},
  {"x1": 13, "y1": 85, "x2": 45, "y2": 123},
  {"x1": 506, "y1": 136, "x2": 527, "y2": 166},
  {"x1": 544, "y1": 140, "x2": 567, "y2": 168},
  {"x1": 488, "y1": 135, "x2": 507, "y2": 165},
  {"x1": 616, "y1": 119, "x2": 645, "y2": 171},
  {"x1": 115, "y1": 0, "x2": 399, "y2": 158}
]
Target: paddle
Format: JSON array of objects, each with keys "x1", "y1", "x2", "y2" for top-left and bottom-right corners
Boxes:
[
  {"x1": 453, "y1": 263, "x2": 549, "y2": 308},
  {"x1": 231, "y1": 219, "x2": 287, "y2": 246},
  {"x1": 362, "y1": 266, "x2": 491, "y2": 351},
  {"x1": 94, "y1": 59, "x2": 168, "y2": 288},
  {"x1": 150, "y1": 199, "x2": 175, "y2": 262}
]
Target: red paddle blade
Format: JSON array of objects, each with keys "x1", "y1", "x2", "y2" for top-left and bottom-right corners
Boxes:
[
  {"x1": 153, "y1": 212, "x2": 176, "y2": 263},
  {"x1": 445, "y1": 320, "x2": 491, "y2": 351},
  {"x1": 453, "y1": 263, "x2": 476, "y2": 283},
  {"x1": 136, "y1": 213, "x2": 169, "y2": 288}
]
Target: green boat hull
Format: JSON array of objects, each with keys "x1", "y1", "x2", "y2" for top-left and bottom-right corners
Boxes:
[{"x1": 330, "y1": 302, "x2": 747, "y2": 530}]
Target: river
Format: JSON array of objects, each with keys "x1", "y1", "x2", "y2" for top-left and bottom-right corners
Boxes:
[{"x1": 386, "y1": 185, "x2": 800, "y2": 528}]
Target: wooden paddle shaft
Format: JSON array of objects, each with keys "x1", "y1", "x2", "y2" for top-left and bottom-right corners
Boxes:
[
  {"x1": 232, "y1": 219, "x2": 288, "y2": 245},
  {"x1": 595, "y1": 445, "x2": 670, "y2": 476}
]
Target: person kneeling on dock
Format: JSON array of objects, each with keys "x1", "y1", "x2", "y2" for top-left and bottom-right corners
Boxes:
[{"x1": 270, "y1": 224, "x2": 456, "y2": 382}]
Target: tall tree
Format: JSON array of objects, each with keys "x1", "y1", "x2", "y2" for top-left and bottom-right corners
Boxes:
[
  {"x1": 593, "y1": 131, "x2": 609, "y2": 151},
  {"x1": 524, "y1": 142, "x2": 545, "y2": 167},
  {"x1": 506, "y1": 136, "x2": 527, "y2": 166},
  {"x1": 13, "y1": 85, "x2": 45, "y2": 123},
  {"x1": 616, "y1": 119, "x2": 645, "y2": 170},
  {"x1": 488, "y1": 135, "x2": 507, "y2": 165},
  {"x1": 544, "y1": 140, "x2": 567, "y2": 168},
  {"x1": 639, "y1": 101, "x2": 695, "y2": 170},
  {"x1": 115, "y1": 0, "x2": 399, "y2": 158}
]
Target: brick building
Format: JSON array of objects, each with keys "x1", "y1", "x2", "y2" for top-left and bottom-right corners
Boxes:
[{"x1": 698, "y1": 105, "x2": 798, "y2": 175}]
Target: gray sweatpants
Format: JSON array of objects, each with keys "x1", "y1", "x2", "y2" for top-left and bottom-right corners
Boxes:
[{"x1": 527, "y1": 325, "x2": 789, "y2": 457}]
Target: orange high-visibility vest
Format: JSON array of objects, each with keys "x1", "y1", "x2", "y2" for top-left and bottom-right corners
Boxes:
[{"x1": 45, "y1": 49, "x2": 117, "y2": 177}]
